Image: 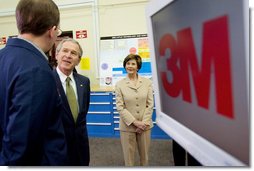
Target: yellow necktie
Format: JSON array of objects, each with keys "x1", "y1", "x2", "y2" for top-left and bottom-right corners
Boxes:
[{"x1": 66, "y1": 77, "x2": 78, "y2": 122}]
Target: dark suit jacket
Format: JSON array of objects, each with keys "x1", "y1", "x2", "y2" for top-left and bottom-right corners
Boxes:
[
  {"x1": 53, "y1": 69, "x2": 90, "y2": 166},
  {"x1": 0, "y1": 38, "x2": 67, "y2": 166}
]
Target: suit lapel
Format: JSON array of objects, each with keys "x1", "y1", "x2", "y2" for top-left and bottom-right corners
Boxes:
[
  {"x1": 53, "y1": 70, "x2": 73, "y2": 117},
  {"x1": 135, "y1": 77, "x2": 143, "y2": 89},
  {"x1": 126, "y1": 76, "x2": 143, "y2": 90},
  {"x1": 73, "y1": 73, "x2": 83, "y2": 112},
  {"x1": 126, "y1": 80, "x2": 136, "y2": 89}
]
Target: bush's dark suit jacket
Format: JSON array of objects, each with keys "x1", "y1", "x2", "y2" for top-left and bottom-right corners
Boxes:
[
  {"x1": 53, "y1": 70, "x2": 90, "y2": 166},
  {"x1": 0, "y1": 38, "x2": 67, "y2": 166}
]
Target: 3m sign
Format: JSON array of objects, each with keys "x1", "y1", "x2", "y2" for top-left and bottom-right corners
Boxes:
[
  {"x1": 150, "y1": 0, "x2": 249, "y2": 165},
  {"x1": 159, "y1": 15, "x2": 234, "y2": 119}
]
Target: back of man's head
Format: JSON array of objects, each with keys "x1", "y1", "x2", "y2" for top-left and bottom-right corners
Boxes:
[{"x1": 15, "y1": 0, "x2": 60, "y2": 36}]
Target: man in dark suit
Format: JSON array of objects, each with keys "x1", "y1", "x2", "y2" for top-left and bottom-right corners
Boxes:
[
  {"x1": 0, "y1": 0, "x2": 67, "y2": 166},
  {"x1": 53, "y1": 38, "x2": 90, "y2": 166}
]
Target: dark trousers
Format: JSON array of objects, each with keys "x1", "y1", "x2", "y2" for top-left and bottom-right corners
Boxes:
[{"x1": 172, "y1": 140, "x2": 202, "y2": 166}]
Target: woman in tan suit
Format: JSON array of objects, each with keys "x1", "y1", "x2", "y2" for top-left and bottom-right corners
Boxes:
[{"x1": 115, "y1": 54, "x2": 154, "y2": 166}]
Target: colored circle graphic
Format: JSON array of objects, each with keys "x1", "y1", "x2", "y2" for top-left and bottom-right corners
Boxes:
[
  {"x1": 129, "y1": 47, "x2": 137, "y2": 54},
  {"x1": 101, "y1": 63, "x2": 108, "y2": 70}
]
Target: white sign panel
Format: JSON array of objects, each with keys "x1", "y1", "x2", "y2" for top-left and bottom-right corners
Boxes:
[{"x1": 147, "y1": 0, "x2": 249, "y2": 166}]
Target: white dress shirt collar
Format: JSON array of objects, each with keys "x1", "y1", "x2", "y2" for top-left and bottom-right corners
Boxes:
[
  {"x1": 56, "y1": 67, "x2": 79, "y2": 111},
  {"x1": 56, "y1": 67, "x2": 74, "y2": 84}
]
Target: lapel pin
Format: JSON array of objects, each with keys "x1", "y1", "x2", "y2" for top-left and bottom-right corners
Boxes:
[{"x1": 80, "y1": 84, "x2": 83, "y2": 87}]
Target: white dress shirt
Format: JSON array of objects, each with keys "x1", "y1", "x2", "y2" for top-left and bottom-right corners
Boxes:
[{"x1": 56, "y1": 66, "x2": 79, "y2": 102}]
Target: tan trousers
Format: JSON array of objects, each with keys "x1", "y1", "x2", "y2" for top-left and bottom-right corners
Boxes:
[{"x1": 120, "y1": 129, "x2": 151, "y2": 166}]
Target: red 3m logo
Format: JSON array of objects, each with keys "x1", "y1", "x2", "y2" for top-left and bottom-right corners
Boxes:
[{"x1": 159, "y1": 15, "x2": 234, "y2": 119}]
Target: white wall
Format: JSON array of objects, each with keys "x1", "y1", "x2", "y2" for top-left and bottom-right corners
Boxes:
[
  {"x1": 0, "y1": 0, "x2": 150, "y2": 91},
  {"x1": 98, "y1": 0, "x2": 149, "y2": 36}
]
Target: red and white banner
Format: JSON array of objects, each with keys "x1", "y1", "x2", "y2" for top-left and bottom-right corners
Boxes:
[{"x1": 76, "y1": 30, "x2": 87, "y2": 39}]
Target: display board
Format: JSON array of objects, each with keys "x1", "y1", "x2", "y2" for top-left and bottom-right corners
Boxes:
[
  {"x1": 99, "y1": 34, "x2": 152, "y2": 87},
  {"x1": 146, "y1": 0, "x2": 249, "y2": 166}
]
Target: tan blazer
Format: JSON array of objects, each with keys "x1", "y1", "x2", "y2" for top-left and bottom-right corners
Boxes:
[{"x1": 115, "y1": 76, "x2": 154, "y2": 132}]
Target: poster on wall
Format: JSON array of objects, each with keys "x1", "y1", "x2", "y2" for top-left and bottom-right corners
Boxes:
[{"x1": 100, "y1": 34, "x2": 152, "y2": 87}]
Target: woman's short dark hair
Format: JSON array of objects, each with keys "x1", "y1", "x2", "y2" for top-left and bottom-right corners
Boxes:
[
  {"x1": 123, "y1": 54, "x2": 142, "y2": 72},
  {"x1": 16, "y1": 0, "x2": 59, "y2": 36}
]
